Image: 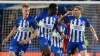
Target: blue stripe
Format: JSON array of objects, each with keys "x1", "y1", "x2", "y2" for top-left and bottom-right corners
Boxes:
[
  {"x1": 58, "y1": 38, "x2": 60, "y2": 47},
  {"x1": 43, "y1": 27, "x2": 45, "y2": 36},
  {"x1": 53, "y1": 36, "x2": 54, "y2": 46},
  {"x1": 24, "y1": 32, "x2": 27, "y2": 39},
  {"x1": 82, "y1": 32, "x2": 84, "y2": 41},
  {"x1": 48, "y1": 17, "x2": 50, "y2": 24},
  {"x1": 55, "y1": 37, "x2": 57, "y2": 46},
  {"x1": 25, "y1": 21, "x2": 27, "y2": 27},
  {"x1": 71, "y1": 29, "x2": 73, "y2": 41},
  {"x1": 75, "y1": 30, "x2": 77, "y2": 42},
  {"x1": 76, "y1": 19, "x2": 78, "y2": 25},
  {"x1": 21, "y1": 20, "x2": 24, "y2": 27},
  {"x1": 79, "y1": 31, "x2": 81, "y2": 42},
  {"x1": 39, "y1": 26, "x2": 42, "y2": 37}
]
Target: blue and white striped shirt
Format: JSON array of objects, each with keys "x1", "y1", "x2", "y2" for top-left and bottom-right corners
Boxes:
[
  {"x1": 14, "y1": 16, "x2": 38, "y2": 44},
  {"x1": 50, "y1": 24, "x2": 67, "y2": 48},
  {"x1": 36, "y1": 11, "x2": 58, "y2": 40},
  {"x1": 64, "y1": 16, "x2": 90, "y2": 42}
]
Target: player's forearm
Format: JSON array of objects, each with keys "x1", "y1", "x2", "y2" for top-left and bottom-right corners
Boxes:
[
  {"x1": 54, "y1": 24, "x2": 62, "y2": 34},
  {"x1": 7, "y1": 27, "x2": 18, "y2": 39},
  {"x1": 58, "y1": 12, "x2": 70, "y2": 24},
  {"x1": 26, "y1": 29, "x2": 38, "y2": 42},
  {"x1": 58, "y1": 15, "x2": 66, "y2": 24},
  {"x1": 89, "y1": 25, "x2": 97, "y2": 37}
]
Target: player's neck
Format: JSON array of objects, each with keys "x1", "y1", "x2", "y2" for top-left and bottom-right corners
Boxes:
[
  {"x1": 48, "y1": 12, "x2": 52, "y2": 16},
  {"x1": 48, "y1": 11, "x2": 55, "y2": 16},
  {"x1": 23, "y1": 16, "x2": 28, "y2": 20},
  {"x1": 76, "y1": 14, "x2": 81, "y2": 19}
]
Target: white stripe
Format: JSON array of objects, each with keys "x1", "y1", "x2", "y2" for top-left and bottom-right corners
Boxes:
[
  {"x1": 76, "y1": 19, "x2": 80, "y2": 42},
  {"x1": 38, "y1": 26, "x2": 40, "y2": 37},
  {"x1": 17, "y1": 20, "x2": 22, "y2": 41},
  {"x1": 40, "y1": 19, "x2": 45, "y2": 37},
  {"x1": 54, "y1": 37, "x2": 56, "y2": 47},
  {"x1": 17, "y1": 31, "x2": 21, "y2": 41},
  {"x1": 57, "y1": 38, "x2": 59, "y2": 47},
  {"x1": 69, "y1": 29, "x2": 72, "y2": 41},
  {"x1": 40, "y1": 26, "x2": 43, "y2": 37},
  {"x1": 46, "y1": 17, "x2": 49, "y2": 39},
  {"x1": 19, "y1": 20, "x2": 22, "y2": 27},
  {"x1": 72, "y1": 19, "x2": 76, "y2": 42},
  {"x1": 60, "y1": 26, "x2": 63, "y2": 32},
  {"x1": 50, "y1": 37, "x2": 53, "y2": 46},
  {"x1": 69, "y1": 20, "x2": 73, "y2": 41},
  {"x1": 14, "y1": 31, "x2": 18, "y2": 39},
  {"x1": 27, "y1": 21, "x2": 29, "y2": 28},
  {"x1": 42, "y1": 19, "x2": 46, "y2": 38},
  {"x1": 50, "y1": 17, "x2": 53, "y2": 24},
  {"x1": 81, "y1": 32, "x2": 83, "y2": 42},
  {"x1": 22, "y1": 20, "x2": 26, "y2": 40}
]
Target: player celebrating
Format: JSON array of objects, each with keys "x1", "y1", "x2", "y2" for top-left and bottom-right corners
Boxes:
[
  {"x1": 2, "y1": 3, "x2": 38, "y2": 56},
  {"x1": 36, "y1": 3, "x2": 63, "y2": 56},
  {"x1": 59, "y1": 6, "x2": 98, "y2": 56}
]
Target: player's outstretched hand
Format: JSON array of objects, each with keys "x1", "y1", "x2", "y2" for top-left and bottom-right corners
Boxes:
[
  {"x1": 94, "y1": 36, "x2": 98, "y2": 44},
  {"x1": 2, "y1": 38, "x2": 9, "y2": 46},
  {"x1": 19, "y1": 40, "x2": 28, "y2": 44}
]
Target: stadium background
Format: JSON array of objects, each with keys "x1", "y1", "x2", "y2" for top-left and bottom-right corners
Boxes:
[{"x1": 0, "y1": 3, "x2": 100, "y2": 56}]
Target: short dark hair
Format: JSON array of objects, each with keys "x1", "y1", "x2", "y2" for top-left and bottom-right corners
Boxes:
[{"x1": 49, "y1": 3, "x2": 57, "y2": 9}]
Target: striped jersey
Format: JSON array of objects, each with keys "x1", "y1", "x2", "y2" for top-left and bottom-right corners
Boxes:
[
  {"x1": 50, "y1": 24, "x2": 67, "y2": 48},
  {"x1": 14, "y1": 16, "x2": 38, "y2": 44},
  {"x1": 36, "y1": 11, "x2": 58, "y2": 40},
  {"x1": 64, "y1": 16, "x2": 90, "y2": 42}
]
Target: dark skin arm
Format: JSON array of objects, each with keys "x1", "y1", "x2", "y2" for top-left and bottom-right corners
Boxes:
[{"x1": 58, "y1": 11, "x2": 72, "y2": 24}]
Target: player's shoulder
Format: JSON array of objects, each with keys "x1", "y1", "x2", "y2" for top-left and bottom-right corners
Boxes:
[
  {"x1": 28, "y1": 16, "x2": 36, "y2": 21},
  {"x1": 39, "y1": 11, "x2": 48, "y2": 15},
  {"x1": 28, "y1": 16, "x2": 35, "y2": 19},
  {"x1": 81, "y1": 16, "x2": 89, "y2": 21},
  {"x1": 16, "y1": 16, "x2": 23, "y2": 21}
]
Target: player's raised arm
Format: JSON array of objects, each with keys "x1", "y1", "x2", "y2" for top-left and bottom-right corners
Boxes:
[
  {"x1": 89, "y1": 25, "x2": 98, "y2": 43},
  {"x1": 58, "y1": 11, "x2": 72, "y2": 24}
]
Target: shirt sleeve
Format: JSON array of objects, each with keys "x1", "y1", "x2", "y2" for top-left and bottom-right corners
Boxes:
[
  {"x1": 35, "y1": 12, "x2": 42, "y2": 22},
  {"x1": 85, "y1": 18, "x2": 91, "y2": 27},
  {"x1": 31, "y1": 18, "x2": 38, "y2": 30},
  {"x1": 15, "y1": 18, "x2": 19, "y2": 27},
  {"x1": 64, "y1": 16, "x2": 71, "y2": 23}
]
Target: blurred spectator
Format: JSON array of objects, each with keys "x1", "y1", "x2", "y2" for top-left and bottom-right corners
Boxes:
[{"x1": 8, "y1": 15, "x2": 14, "y2": 24}]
